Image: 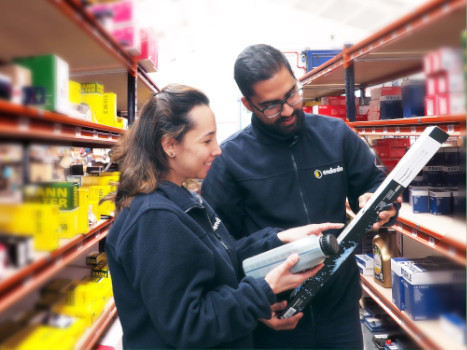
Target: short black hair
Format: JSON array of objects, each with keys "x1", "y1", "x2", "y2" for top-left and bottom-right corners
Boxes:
[{"x1": 234, "y1": 44, "x2": 295, "y2": 99}]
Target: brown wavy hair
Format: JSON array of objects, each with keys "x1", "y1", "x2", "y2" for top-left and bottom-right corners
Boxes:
[{"x1": 107, "y1": 84, "x2": 210, "y2": 212}]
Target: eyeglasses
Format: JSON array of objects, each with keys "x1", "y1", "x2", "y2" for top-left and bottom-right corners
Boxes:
[{"x1": 249, "y1": 82, "x2": 304, "y2": 119}]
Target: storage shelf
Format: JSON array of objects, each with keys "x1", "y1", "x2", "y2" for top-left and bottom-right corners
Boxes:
[
  {"x1": 0, "y1": 0, "x2": 159, "y2": 113},
  {"x1": 300, "y1": 0, "x2": 466, "y2": 99},
  {"x1": 0, "y1": 219, "x2": 113, "y2": 314},
  {"x1": 361, "y1": 275, "x2": 465, "y2": 350},
  {"x1": 76, "y1": 298, "x2": 117, "y2": 350},
  {"x1": 346, "y1": 205, "x2": 466, "y2": 265},
  {"x1": 348, "y1": 115, "x2": 466, "y2": 137},
  {"x1": 0, "y1": 100, "x2": 123, "y2": 147}
]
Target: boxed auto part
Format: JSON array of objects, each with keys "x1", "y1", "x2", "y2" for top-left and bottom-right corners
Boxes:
[
  {"x1": 401, "y1": 260, "x2": 466, "y2": 320},
  {"x1": 14, "y1": 54, "x2": 69, "y2": 114}
]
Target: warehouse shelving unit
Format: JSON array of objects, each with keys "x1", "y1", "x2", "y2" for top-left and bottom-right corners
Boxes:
[
  {"x1": 0, "y1": 0, "x2": 160, "y2": 348},
  {"x1": 300, "y1": 0, "x2": 466, "y2": 349}
]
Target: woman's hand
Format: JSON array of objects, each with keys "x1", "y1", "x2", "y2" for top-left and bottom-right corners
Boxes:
[
  {"x1": 264, "y1": 253, "x2": 323, "y2": 295},
  {"x1": 259, "y1": 300, "x2": 304, "y2": 331},
  {"x1": 277, "y1": 222, "x2": 344, "y2": 244},
  {"x1": 358, "y1": 193, "x2": 402, "y2": 230}
]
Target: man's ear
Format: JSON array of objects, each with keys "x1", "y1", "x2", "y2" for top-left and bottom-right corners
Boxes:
[
  {"x1": 161, "y1": 136, "x2": 176, "y2": 158},
  {"x1": 241, "y1": 97, "x2": 254, "y2": 112}
]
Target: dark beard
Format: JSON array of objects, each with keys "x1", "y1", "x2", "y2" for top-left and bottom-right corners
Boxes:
[{"x1": 268, "y1": 108, "x2": 305, "y2": 137}]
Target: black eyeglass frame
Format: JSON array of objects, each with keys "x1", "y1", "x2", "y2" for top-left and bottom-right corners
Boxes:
[{"x1": 248, "y1": 82, "x2": 304, "y2": 119}]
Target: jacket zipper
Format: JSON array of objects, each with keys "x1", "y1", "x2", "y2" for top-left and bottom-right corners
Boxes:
[
  {"x1": 186, "y1": 204, "x2": 229, "y2": 251},
  {"x1": 290, "y1": 151, "x2": 311, "y2": 223}
]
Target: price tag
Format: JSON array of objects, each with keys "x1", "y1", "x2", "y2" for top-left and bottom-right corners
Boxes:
[
  {"x1": 54, "y1": 123, "x2": 61, "y2": 135},
  {"x1": 411, "y1": 229, "x2": 417, "y2": 237},
  {"x1": 93, "y1": 131, "x2": 98, "y2": 140},
  {"x1": 411, "y1": 126, "x2": 416, "y2": 134},
  {"x1": 361, "y1": 128, "x2": 366, "y2": 134},
  {"x1": 383, "y1": 127, "x2": 387, "y2": 134},
  {"x1": 395, "y1": 127, "x2": 400, "y2": 134},
  {"x1": 107, "y1": 133, "x2": 113, "y2": 140},
  {"x1": 371, "y1": 127, "x2": 375, "y2": 134},
  {"x1": 75, "y1": 127, "x2": 81, "y2": 137},
  {"x1": 428, "y1": 237, "x2": 435, "y2": 247},
  {"x1": 447, "y1": 125, "x2": 454, "y2": 134}
]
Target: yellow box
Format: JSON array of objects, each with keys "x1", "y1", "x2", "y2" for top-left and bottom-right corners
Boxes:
[
  {"x1": 86, "y1": 185, "x2": 111, "y2": 216},
  {"x1": 0, "y1": 324, "x2": 65, "y2": 350},
  {"x1": 0, "y1": 203, "x2": 59, "y2": 251},
  {"x1": 81, "y1": 81, "x2": 104, "y2": 94},
  {"x1": 78, "y1": 188, "x2": 89, "y2": 234},
  {"x1": 88, "y1": 200, "x2": 101, "y2": 222},
  {"x1": 102, "y1": 92, "x2": 117, "y2": 127},
  {"x1": 115, "y1": 115, "x2": 124, "y2": 129},
  {"x1": 81, "y1": 92, "x2": 103, "y2": 124},
  {"x1": 52, "y1": 298, "x2": 104, "y2": 327},
  {"x1": 69, "y1": 80, "x2": 81, "y2": 104},
  {"x1": 58, "y1": 208, "x2": 80, "y2": 239}
]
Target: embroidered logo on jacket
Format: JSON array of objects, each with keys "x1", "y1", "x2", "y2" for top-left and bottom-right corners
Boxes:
[
  {"x1": 212, "y1": 217, "x2": 221, "y2": 231},
  {"x1": 314, "y1": 165, "x2": 344, "y2": 179}
]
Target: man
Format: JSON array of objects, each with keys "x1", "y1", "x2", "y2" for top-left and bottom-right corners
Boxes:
[{"x1": 201, "y1": 44, "x2": 399, "y2": 349}]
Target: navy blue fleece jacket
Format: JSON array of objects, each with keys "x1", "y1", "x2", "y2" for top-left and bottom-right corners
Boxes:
[
  {"x1": 106, "y1": 181, "x2": 284, "y2": 349},
  {"x1": 202, "y1": 114, "x2": 392, "y2": 331}
]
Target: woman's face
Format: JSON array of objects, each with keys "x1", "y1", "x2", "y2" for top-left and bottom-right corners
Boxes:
[{"x1": 166, "y1": 104, "x2": 221, "y2": 186}]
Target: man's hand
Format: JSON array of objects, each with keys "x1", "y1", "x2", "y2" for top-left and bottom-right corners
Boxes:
[
  {"x1": 277, "y1": 222, "x2": 344, "y2": 244},
  {"x1": 358, "y1": 193, "x2": 402, "y2": 230},
  {"x1": 260, "y1": 301, "x2": 304, "y2": 331}
]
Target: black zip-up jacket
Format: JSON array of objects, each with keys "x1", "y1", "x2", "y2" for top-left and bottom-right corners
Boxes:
[
  {"x1": 202, "y1": 114, "x2": 391, "y2": 342},
  {"x1": 106, "y1": 181, "x2": 283, "y2": 349}
]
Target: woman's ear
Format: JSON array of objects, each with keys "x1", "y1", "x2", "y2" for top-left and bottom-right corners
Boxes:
[
  {"x1": 241, "y1": 97, "x2": 254, "y2": 112},
  {"x1": 161, "y1": 136, "x2": 177, "y2": 158}
]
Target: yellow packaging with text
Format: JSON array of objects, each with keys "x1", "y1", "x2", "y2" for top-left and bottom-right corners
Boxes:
[
  {"x1": 69, "y1": 80, "x2": 81, "y2": 104},
  {"x1": 0, "y1": 203, "x2": 59, "y2": 251},
  {"x1": 78, "y1": 188, "x2": 89, "y2": 234},
  {"x1": 102, "y1": 92, "x2": 117, "y2": 127},
  {"x1": 58, "y1": 208, "x2": 80, "y2": 239}
]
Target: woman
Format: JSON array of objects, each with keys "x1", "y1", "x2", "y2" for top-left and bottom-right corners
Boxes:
[{"x1": 105, "y1": 84, "x2": 342, "y2": 349}]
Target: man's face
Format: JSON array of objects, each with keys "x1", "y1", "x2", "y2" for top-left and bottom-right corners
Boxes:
[{"x1": 244, "y1": 65, "x2": 305, "y2": 136}]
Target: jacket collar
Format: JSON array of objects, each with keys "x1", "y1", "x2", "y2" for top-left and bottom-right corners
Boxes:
[
  {"x1": 157, "y1": 181, "x2": 203, "y2": 212},
  {"x1": 251, "y1": 113, "x2": 302, "y2": 146}
]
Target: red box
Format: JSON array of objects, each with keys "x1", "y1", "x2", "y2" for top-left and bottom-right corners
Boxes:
[
  {"x1": 425, "y1": 96, "x2": 437, "y2": 116},
  {"x1": 137, "y1": 28, "x2": 158, "y2": 72},
  {"x1": 373, "y1": 144, "x2": 391, "y2": 158},
  {"x1": 436, "y1": 71, "x2": 465, "y2": 94},
  {"x1": 381, "y1": 86, "x2": 402, "y2": 96},
  {"x1": 426, "y1": 76, "x2": 437, "y2": 96},
  {"x1": 389, "y1": 148, "x2": 407, "y2": 158},
  {"x1": 321, "y1": 96, "x2": 346, "y2": 106},
  {"x1": 437, "y1": 93, "x2": 466, "y2": 115},
  {"x1": 110, "y1": 0, "x2": 135, "y2": 24},
  {"x1": 111, "y1": 24, "x2": 141, "y2": 56},
  {"x1": 302, "y1": 106, "x2": 313, "y2": 114}
]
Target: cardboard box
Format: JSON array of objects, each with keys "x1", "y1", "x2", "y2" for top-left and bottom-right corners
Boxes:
[
  {"x1": 111, "y1": 24, "x2": 141, "y2": 56},
  {"x1": 14, "y1": 54, "x2": 69, "y2": 114},
  {"x1": 23, "y1": 182, "x2": 79, "y2": 210},
  {"x1": 401, "y1": 262, "x2": 466, "y2": 320},
  {"x1": 69, "y1": 80, "x2": 81, "y2": 104},
  {"x1": 102, "y1": 92, "x2": 117, "y2": 126},
  {"x1": 137, "y1": 27, "x2": 158, "y2": 72},
  {"x1": 437, "y1": 92, "x2": 466, "y2": 116},
  {"x1": 0, "y1": 64, "x2": 32, "y2": 104}
]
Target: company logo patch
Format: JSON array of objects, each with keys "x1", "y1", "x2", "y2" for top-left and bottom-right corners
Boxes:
[
  {"x1": 212, "y1": 217, "x2": 221, "y2": 231},
  {"x1": 314, "y1": 165, "x2": 344, "y2": 179}
]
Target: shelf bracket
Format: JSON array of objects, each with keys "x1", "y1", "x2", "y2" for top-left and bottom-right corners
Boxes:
[{"x1": 127, "y1": 70, "x2": 137, "y2": 126}]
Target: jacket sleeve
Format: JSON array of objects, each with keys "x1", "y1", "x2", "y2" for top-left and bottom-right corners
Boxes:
[
  {"x1": 117, "y1": 210, "x2": 275, "y2": 349},
  {"x1": 343, "y1": 125, "x2": 400, "y2": 224},
  {"x1": 202, "y1": 155, "x2": 245, "y2": 238},
  {"x1": 233, "y1": 226, "x2": 284, "y2": 263}
]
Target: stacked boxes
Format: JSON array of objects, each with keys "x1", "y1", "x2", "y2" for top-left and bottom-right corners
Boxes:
[
  {"x1": 402, "y1": 80, "x2": 426, "y2": 117},
  {"x1": 400, "y1": 258, "x2": 466, "y2": 320},
  {"x1": 81, "y1": 82, "x2": 104, "y2": 125},
  {"x1": 0, "y1": 64, "x2": 32, "y2": 104},
  {"x1": 424, "y1": 47, "x2": 466, "y2": 116},
  {"x1": 379, "y1": 87, "x2": 403, "y2": 120},
  {"x1": 317, "y1": 95, "x2": 368, "y2": 121},
  {"x1": 372, "y1": 138, "x2": 410, "y2": 172}
]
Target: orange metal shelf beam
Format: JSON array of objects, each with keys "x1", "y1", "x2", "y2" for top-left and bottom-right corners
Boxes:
[
  {"x1": 0, "y1": 219, "x2": 113, "y2": 314},
  {"x1": 360, "y1": 276, "x2": 442, "y2": 350},
  {"x1": 345, "y1": 207, "x2": 466, "y2": 266},
  {"x1": 79, "y1": 300, "x2": 117, "y2": 350},
  {"x1": 0, "y1": 101, "x2": 123, "y2": 146}
]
